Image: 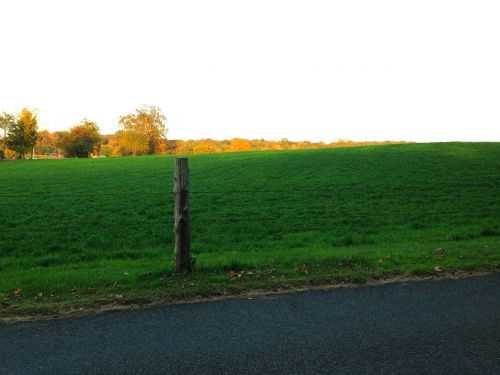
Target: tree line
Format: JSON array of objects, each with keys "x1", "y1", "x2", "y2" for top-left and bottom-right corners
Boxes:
[
  {"x1": 0, "y1": 105, "x2": 167, "y2": 159},
  {"x1": 1, "y1": 105, "x2": 407, "y2": 160}
]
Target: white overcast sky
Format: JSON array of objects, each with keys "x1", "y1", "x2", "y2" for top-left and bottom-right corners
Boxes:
[{"x1": 0, "y1": 0, "x2": 499, "y2": 142}]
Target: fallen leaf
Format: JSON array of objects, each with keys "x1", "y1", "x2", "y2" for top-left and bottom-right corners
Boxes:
[
  {"x1": 13, "y1": 288, "x2": 22, "y2": 299},
  {"x1": 228, "y1": 270, "x2": 245, "y2": 279}
]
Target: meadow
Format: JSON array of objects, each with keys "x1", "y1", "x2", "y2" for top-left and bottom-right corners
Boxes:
[{"x1": 1, "y1": 142, "x2": 499, "y2": 317}]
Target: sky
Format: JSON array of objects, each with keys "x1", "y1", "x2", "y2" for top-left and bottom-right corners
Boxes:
[{"x1": 0, "y1": 0, "x2": 499, "y2": 142}]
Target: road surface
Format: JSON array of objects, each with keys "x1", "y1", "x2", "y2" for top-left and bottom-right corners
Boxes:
[{"x1": 1, "y1": 273, "x2": 499, "y2": 374}]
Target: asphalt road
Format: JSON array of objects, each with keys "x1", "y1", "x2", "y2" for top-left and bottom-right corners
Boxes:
[{"x1": 1, "y1": 274, "x2": 499, "y2": 374}]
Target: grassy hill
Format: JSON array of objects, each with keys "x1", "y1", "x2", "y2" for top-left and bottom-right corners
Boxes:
[{"x1": 1, "y1": 142, "x2": 499, "y2": 316}]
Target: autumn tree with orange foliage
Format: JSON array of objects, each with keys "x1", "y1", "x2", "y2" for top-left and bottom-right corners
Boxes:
[
  {"x1": 0, "y1": 111, "x2": 16, "y2": 159},
  {"x1": 118, "y1": 105, "x2": 167, "y2": 155},
  {"x1": 192, "y1": 139, "x2": 221, "y2": 154},
  {"x1": 230, "y1": 138, "x2": 252, "y2": 152},
  {"x1": 57, "y1": 119, "x2": 101, "y2": 158},
  {"x1": 35, "y1": 130, "x2": 60, "y2": 155}
]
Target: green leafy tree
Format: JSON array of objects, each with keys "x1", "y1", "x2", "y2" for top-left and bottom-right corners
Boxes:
[
  {"x1": 58, "y1": 119, "x2": 101, "y2": 158},
  {"x1": 0, "y1": 111, "x2": 16, "y2": 159},
  {"x1": 6, "y1": 108, "x2": 38, "y2": 159},
  {"x1": 118, "y1": 105, "x2": 167, "y2": 155}
]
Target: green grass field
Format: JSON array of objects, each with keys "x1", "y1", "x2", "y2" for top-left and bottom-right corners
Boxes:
[{"x1": 1, "y1": 142, "x2": 499, "y2": 317}]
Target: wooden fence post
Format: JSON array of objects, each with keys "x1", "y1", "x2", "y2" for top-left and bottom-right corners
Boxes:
[{"x1": 173, "y1": 158, "x2": 191, "y2": 273}]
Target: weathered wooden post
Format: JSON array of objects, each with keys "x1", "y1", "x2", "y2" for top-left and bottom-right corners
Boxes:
[{"x1": 173, "y1": 158, "x2": 191, "y2": 273}]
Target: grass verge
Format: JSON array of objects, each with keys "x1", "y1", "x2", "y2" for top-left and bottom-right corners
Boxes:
[{"x1": 1, "y1": 237, "x2": 498, "y2": 322}]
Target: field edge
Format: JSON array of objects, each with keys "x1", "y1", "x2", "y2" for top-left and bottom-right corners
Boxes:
[{"x1": 1, "y1": 268, "x2": 498, "y2": 325}]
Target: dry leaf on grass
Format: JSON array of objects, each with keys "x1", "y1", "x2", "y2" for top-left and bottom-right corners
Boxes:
[{"x1": 13, "y1": 288, "x2": 22, "y2": 299}]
